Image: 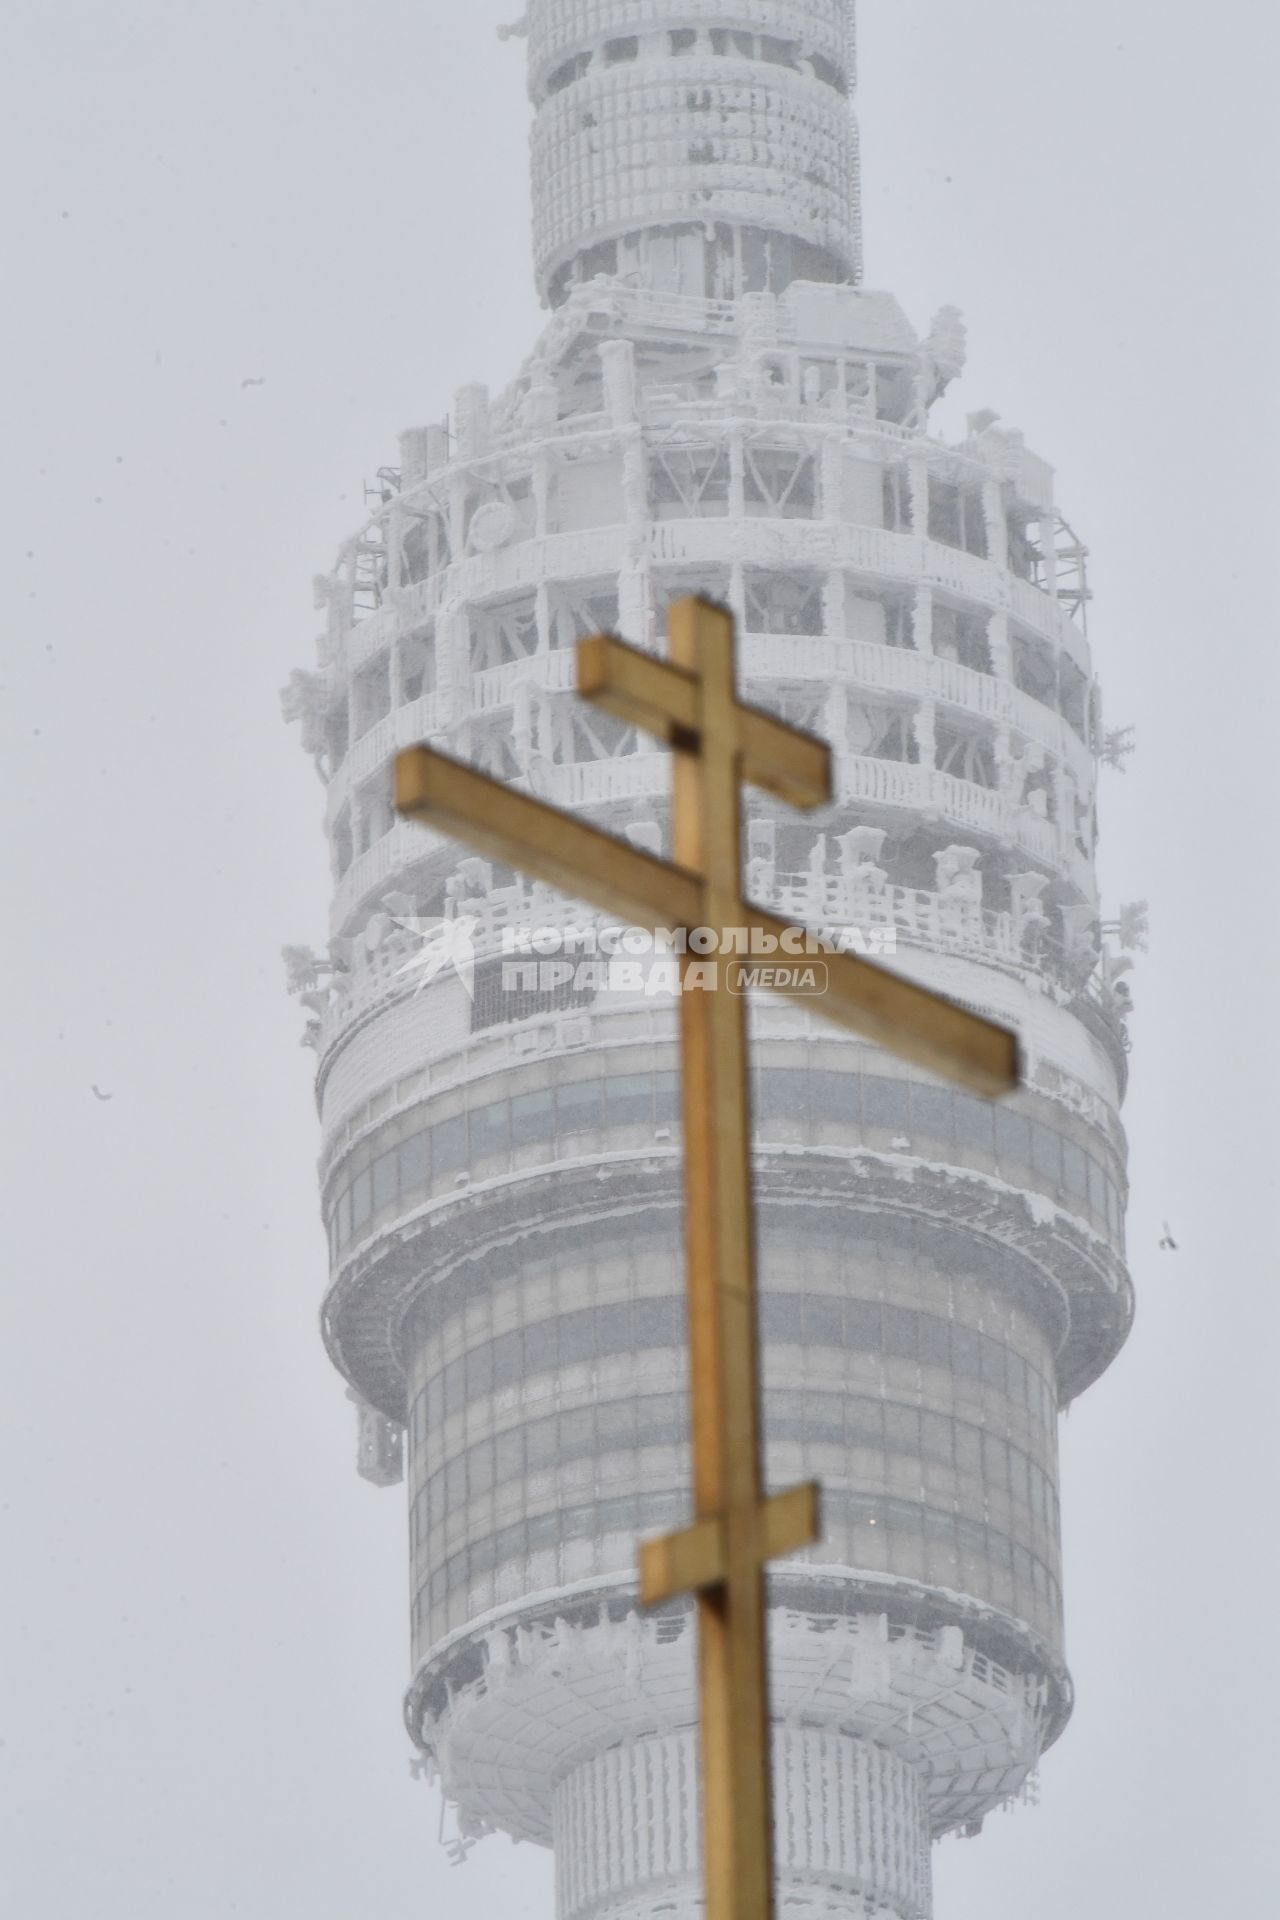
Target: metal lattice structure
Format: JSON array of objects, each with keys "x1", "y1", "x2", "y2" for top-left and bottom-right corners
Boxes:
[{"x1": 284, "y1": 6, "x2": 1133, "y2": 1916}]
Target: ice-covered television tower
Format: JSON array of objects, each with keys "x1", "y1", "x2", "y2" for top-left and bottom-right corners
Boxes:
[{"x1": 284, "y1": 5, "x2": 1134, "y2": 1915}]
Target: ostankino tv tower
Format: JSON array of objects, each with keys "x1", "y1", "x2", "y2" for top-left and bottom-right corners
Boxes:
[{"x1": 284, "y1": 6, "x2": 1134, "y2": 1914}]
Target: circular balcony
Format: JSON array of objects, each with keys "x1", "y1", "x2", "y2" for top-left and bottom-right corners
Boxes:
[
  {"x1": 327, "y1": 735, "x2": 1093, "y2": 932},
  {"x1": 314, "y1": 864, "x2": 1121, "y2": 1078}
]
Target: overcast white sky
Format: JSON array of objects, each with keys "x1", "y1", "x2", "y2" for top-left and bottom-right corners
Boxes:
[{"x1": 2, "y1": 3, "x2": 1277, "y2": 1915}]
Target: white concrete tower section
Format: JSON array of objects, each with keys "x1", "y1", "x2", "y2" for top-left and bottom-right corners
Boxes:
[
  {"x1": 526, "y1": 0, "x2": 862, "y2": 306},
  {"x1": 284, "y1": 5, "x2": 1136, "y2": 1916}
]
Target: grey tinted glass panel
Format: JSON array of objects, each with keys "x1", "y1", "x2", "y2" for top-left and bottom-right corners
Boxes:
[
  {"x1": 399, "y1": 1132, "x2": 429, "y2": 1194},
  {"x1": 511, "y1": 1089, "x2": 554, "y2": 1144},
  {"x1": 559, "y1": 1309, "x2": 595, "y2": 1364},
  {"x1": 954, "y1": 1095, "x2": 993, "y2": 1153},
  {"x1": 557, "y1": 1080, "x2": 603, "y2": 1129},
  {"x1": 470, "y1": 1103, "x2": 510, "y2": 1158},
  {"x1": 1031, "y1": 1123, "x2": 1061, "y2": 1181},
  {"x1": 956, "y1": 1516, "x2": 985, "y2": 1554},
  {"x1": 466, "y1": 1344, "x2": 493, "y2": 1398},
  {"x1": 805, "y1": 1295, "x2": 843, "y2": 1344},
  {"x1": 433, "y1": 1114, "x2": 467, "y2": 1172},
  {"x1": 758, "y1": 1069, "x2": 807, "y2": 1118},
  {"x1": 607, "y1": 1074, "x2": 652, "y2": 1125},
  {"x1": 597, "y1": 1401, "x2": 636, "y2": 1445},
  {"x1": 995, "y1": 1108, "x2": 1031, "y2": 1167},
  {"x1": 492, "y1": 1330, "x2": 522, "y2": 1389},
  {"x1": 638, "y1": 1489, "x2": 680, "y2": 1528},
  {"x1": 845, "y1": 1299, "x2": 882, "y2": 1349},
  {"x1": 760, "y1": 1294, "x2": 802, "y2": 1340},
  {"x1": 495, "y1": 1520, "x2": 526, "y2": 1561},
  {"x1": 470, "y1": 1533, "x2": 496, "y2": 1573},
  {"x1": 864, "y1": 1078, "x2": 909, "y2": 1129},
  {"x1": 470, "y1": 1439, "x2": 495, "y2": 1494},
  {"x1": 1062, "y1": 1140, "x2": 1088, "y2": 1197},
  {"x1": 524, "y1": 1319, "x2": 558, "y2": 1373},
  {"x1": 596, "y1": 1301, "x2": 635, "y2": 1352},
  {"x1": 443, "y1": 1357, "x2": 465, "y2": 1416},
  {"x1": 802, "y1": 1397, "x2": 843, "y2": 1443},
  {"x1": 846, "y1": 1400, "x2": 883, "y2": 1448},
  {"x1": 599, "y1": 1493, "x2": 638, "y2": 1531},
  {"x1": 918, "y1": 1315, "x2": 950, "y2": 1369},
  {"x1": 951, "y1": 1326, "x2": 981, "y2": 1380},
  {"x1": 980, "y1": 1335, "x2": 1006, "y2": 1392},
  {"x1": 654, "y1": 1071, "x2": 680, "y2": 1123},
  {"x1": 811, "y1": 1071, "x2": 856, "y2": 1124},
  {"x1": 882, "y1": 1305, "x2": 916, "y2": 1359},
  {"x1": 559, "y1": 1407, "x2": 594, "y2": 1455},
  {"x1": 955, "y1": 1428, "x2": 990, "y2": 1466},
  {"x1": 373, "y1": 1149, "x2": 398, "y2": 1211},
  {"x1": 528, "y1": 1510, "x2": 558, "y2": 1548},
  {"x1": 911, "y1": 1085, "x2": 952, "y2": 1142},
  {"x1": 632, "y1": 1297, "x2": 681, "y2": 1346}
]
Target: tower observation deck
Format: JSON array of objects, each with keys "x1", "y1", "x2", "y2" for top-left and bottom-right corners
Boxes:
[{"x1": 284, "y1": 6, "x2": 1134, "y2": 1916}]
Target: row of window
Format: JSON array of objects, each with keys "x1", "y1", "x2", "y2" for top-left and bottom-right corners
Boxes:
[
  {"x1": 545, "y1": 30, "x2": 844, "y2": 91},
  {"x1": 408, "y1": 1295, "x2": 1057, "y2": 1441},
  {"x1": 546, "y1": 31, "x2": 846, "y2": 93},
  {"x1": 408, "y1": 1391, "x2": 1061, "y2": 1564},
  {"x1": 411, "y1": 1486, "x2": 1062, "y2": 1624},
  {"x1": 326, "y1": 1068, "x2": 1123, "y2": 1259}
]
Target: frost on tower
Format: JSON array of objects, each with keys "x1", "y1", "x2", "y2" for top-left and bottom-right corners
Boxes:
[{"x1": 284, "y1": 5, "x2": 1135, "y2": 1915}]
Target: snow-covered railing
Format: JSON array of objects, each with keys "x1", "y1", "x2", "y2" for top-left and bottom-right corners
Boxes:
[
  {"x1": 471, "y1": 648, "x2": 578, "y2": 713},
  {"x1": 326, "y1": 743, "x2": 1091, "y2": 931},
  {"x1": 326, "y1": 692, "x2": 444, "y2": 824},
  {"x1": 737, "y1": 633, "x2": 1090, "y2": 779}
]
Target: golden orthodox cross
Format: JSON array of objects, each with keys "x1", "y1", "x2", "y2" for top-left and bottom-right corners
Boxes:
[{"x1": 394, "y1": 598, "x2": 1018, "y2": 1920}]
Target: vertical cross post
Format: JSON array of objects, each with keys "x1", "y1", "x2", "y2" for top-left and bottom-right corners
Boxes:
[
  {"x1": 631, "y1": 600, "x2": 824, "y2": 1919},
  {"x1": 671, "y1": 597, "x2": 777, "y2": 1918}
]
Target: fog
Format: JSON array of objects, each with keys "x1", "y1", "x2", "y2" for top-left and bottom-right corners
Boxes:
[{"x1": 2, "y1": 2, "x2": 1276, "y2": 1914}]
